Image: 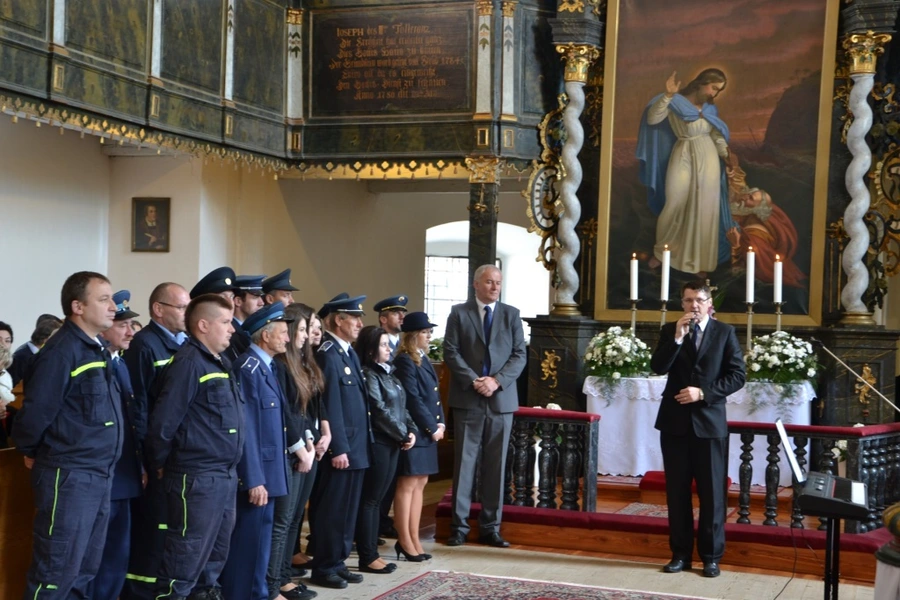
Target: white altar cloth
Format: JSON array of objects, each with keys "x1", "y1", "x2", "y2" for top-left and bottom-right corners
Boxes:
[{"x1": 583, "y1": 376, "x2": 815, "y2": 486}]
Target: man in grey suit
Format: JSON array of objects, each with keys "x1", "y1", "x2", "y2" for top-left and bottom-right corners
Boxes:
[{"x1": 442, "y1": 264, "x2": 526, "y2": 548}]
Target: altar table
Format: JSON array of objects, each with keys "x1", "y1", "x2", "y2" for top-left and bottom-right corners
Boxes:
[{"x1": 583, "y1": 376, "x2": 816, "y2": 486}]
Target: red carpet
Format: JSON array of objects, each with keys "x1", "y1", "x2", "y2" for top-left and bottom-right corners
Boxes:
[{"x1": 374, "y1": 571, "x2": 712, "y2": 599}]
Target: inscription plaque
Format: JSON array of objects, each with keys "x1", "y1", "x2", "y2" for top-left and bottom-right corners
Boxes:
[{"x1": 310, "y1": 6, "x2": 472, "y2": 117}]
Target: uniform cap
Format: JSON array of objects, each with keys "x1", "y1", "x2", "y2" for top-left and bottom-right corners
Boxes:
[
  {"x1": 113, "y1": 290, "x2": 140, "y2": 321},
  {"x1": 262, "y1": 269, "x2": 300, "y2": 294},
  {"x1": 190, "y1": 266, "x2": 238, "y2": 299},
  {"x1": 242, "y1": 301, "x2": 294, "y2": 335},
  {"x1": 373, "y1": 295, "x2": 409, "y2": 313}
]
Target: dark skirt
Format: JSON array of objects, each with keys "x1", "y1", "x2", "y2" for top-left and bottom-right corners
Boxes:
[{"x1": 398, "y1": 443, "x2": 438, "y2": 476}]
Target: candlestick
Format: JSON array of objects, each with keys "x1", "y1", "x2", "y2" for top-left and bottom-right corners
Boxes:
[
  {"x1": 774, "y1": 301, "x2": 784, "y2": 332},
  {"x1": 659, "y1": 299, "x2": 668, "y2": 328},
  {"x1": 630, "y1": 253, "x2": 639, "y2": 300},
  {"x1": 660, "y1": 245, "x2": 670, "y2": 302},
  {"x1": 745, "y1": 302, "x2": 755, "y2": 352},
  {"x1": 630, "y1": 298, "x2": 640, "y2": 333},
  {"x1": 773, "y1": 254, "x2": 783, "y2": 304},
  {"x1": 745, "y1": 246, "x2": 755, "y2": 303}
]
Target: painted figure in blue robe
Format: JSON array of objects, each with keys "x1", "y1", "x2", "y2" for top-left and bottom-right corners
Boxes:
[{"x1": 637, "y1": 68, "x2": 740, "y2": 275}]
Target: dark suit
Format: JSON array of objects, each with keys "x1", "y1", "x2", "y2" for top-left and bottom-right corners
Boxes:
[
  {"x1": 442, "y1": 299, "x2": 526, "y2": 537},
  {"x1": 650, "y1": 318, "x2": 745, "y2": 563}
]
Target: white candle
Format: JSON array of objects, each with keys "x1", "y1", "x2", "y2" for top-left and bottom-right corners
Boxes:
[
  {"x1": 660, "y1": 245, "x2": 670, "y2": 301},
  {"x1": 630, "y1": 253, "x2": 639, "y2": 300},
  {"x1": 745, "y1": 246, "x2": 755, "y2": 303},
  {"x1": 773, "y1": 254, "x2": 783, "y2": 303}
]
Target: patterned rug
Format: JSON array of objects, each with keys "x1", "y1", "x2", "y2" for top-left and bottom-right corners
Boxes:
[
  {"x1": 374, "y1": 571, "x2": 712, "y2": 600},
  {"x1": 616, "y1": 502, "x2": 737, "y2": 520}
]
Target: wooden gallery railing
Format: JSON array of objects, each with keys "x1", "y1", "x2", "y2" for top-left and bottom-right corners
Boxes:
[
  {"x1": 469, "y1": 407, "x2": 600, "y2": 512},
  {"x1": 728, "y1": 421, "x2": 900, "y2": 533}
]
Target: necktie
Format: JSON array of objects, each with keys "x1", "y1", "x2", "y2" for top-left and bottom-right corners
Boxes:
[
  {"x1": 482, "y1": 305, "x2": 493, "y2": 376},
  {"x1": 692, "y1": 322, "x2": 701, "y2": 350}
]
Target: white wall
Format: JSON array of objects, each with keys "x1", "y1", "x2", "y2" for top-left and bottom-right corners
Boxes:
[{"x1": 0, "y1": 118, "x2": 110, "y2": 340}]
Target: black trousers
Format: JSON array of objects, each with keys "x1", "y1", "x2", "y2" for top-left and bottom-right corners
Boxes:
[
  {"x1": 355, "y1": 442, "x2": 400, "y2": 565},
  {"x1": 660, "y1": 430, "x2": 728, "y2": 563}
]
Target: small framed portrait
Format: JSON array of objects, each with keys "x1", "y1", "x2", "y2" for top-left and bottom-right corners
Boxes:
[{"x1": 132, "y1": 197, "x2": 170, "y2": 252}]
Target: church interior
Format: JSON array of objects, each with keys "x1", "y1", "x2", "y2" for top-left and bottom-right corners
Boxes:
[{"x1": 2, "y1": 0, "x2": 900, "y2": 598}]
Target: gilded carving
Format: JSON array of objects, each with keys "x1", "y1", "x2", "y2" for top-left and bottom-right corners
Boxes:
[
  {"x1": 855, "y1": 364, "x2": 878, "y2": 414},
  {"x1": 540, "y1": 350, "x2": 561, "y2": 389},
  {"x1": 588, "y1": 0, "x2": 606, "y2": 17},
  {"x1": 477, "y1": 0, "x2": 493, "y2": 16},
  {"x1": 466, "y1": 156, "x2": 502, "y2": 183},
  {"x1": 468, "y1": 183, "x2": 499, "y2": 227},
  {"x1": 286, "y1": 8, "x2": 303, "y2": 25},
  {"x1": 558, "y1": 0, "x2": 585, "y2": 13},
  {"x1": 501, "y1": 1, "x2": 517, "y2": 17},
  {"x1": 843, "y1": 30, "x2": 891, "y2": 75},
  {"x1": 555, "y1": 43, "x2": 601, "y2": 84}
]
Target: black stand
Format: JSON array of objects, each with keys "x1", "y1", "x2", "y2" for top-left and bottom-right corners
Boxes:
[{"x1": 823, "y1": 516, "x2": 841, "y2": 600}]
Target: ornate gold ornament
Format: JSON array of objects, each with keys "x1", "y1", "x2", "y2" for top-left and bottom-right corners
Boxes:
[
  {"x1": 465, "y1": 156, "x2": 502, "y2": 183},
  {"x1": 555, "y1": 43, "x2": 601, "y2": 84},
  {"x1": 855, "y1": 363, "x2": 877, "y2": 409},
  {"x1": 588, "y1": 0, "x2": 606, "y2": 17},
  {"x1": 501, "y1": 1, "x2": 517, "y2": 17},
  {"x1": 558, "y1": 0, "x2": 585, "y2": 13},
  {"x1": 286, "y1": 8, "x2": 303, "y2": 25},
  {"x1": 872, "y1": 144, "x2": 900, "y2": 276},
  {"x1": 468, "y1": 184, "x2": 499, "y2": 227},
  {"x1": 843, "y1": 30, "x2": 891, "y2": 75},
  {"x1": 476, "y1": 0, "x2": 493, "y2": 16},
  {"x1": 540, "y1": 350, "x2": 561, "y2": 389}
]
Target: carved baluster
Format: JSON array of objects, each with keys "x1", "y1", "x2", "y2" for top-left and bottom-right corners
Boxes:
[
  {"x1": 763, "y1": 433, "x2": 780, "y2": 526},
  {"x1": 737, "y1": 432, "x2": 753, "y2": 524},
  {"x1": 888, "y1": 437, "x2": 900, "y2": 505},
  {"x1": 791, "y1": 435, "x2": 808, "y2": 528},
  {"x1": 537, "y1": 422, "x2": 559, "y2": 508},
  {"x1": 875, "y1": 438, "x2": 887, "y2": 527},
  {"x1": 560, "y1": 423, "x2": 581, "y2": 510},
  {"x1": 859, "y1": 440, "x2": 876, "y2": 532},
  {"x1": 511, "y1": 418, "x2": 533, "y2": 506},
  {"x1": 818, "y1": 438, "x2": 836, "y2": 531}
]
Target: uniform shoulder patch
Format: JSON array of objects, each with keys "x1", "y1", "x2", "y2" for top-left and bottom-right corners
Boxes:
[
  {"x1": 240, "y1": 355, "x2": 260, "y2": 373},
  {"x1": 318, "y1": 340, "x2": 333, "y2": 353}
]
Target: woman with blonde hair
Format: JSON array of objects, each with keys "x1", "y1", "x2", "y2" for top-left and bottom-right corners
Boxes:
[{"x1": 392, "y1": 312, "x2": 445, "y2": 561}]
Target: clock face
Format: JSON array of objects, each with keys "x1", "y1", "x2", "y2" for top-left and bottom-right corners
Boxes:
[{"x1": 526, "y1": 164, "x2": 560, "y2": 232}]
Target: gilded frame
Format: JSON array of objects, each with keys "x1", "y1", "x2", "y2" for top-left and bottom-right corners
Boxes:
[
  {"x1": 594, "y1": 0, "x2": 839, "y2": 327},
  {"x1": 131, "y1": 197, "x2": 171, "y2": 253}
]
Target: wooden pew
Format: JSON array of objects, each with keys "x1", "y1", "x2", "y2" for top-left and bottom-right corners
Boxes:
[{"x1": 0, "y1": 447, "x2": 33, "y2": 599}]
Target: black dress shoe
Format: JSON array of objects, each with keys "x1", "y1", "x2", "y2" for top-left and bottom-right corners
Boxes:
[
  {"x1": 282, "y1": 586, "x2": 318, "y2": 600},
  {"x1": 309, "y1": 573, "x2": 347, "y2": 589},
  {"x1": 446, "y1": 531, "x2": 467, "y2": 546},
  {"x1": 662, "y1": 558, "x2": 692, "y2": 573},
  {"x1": 290, "y1": 566, "x2": 308, "y2": 578},
  {"x1": 421, "y1": 552, "x2": 432, "y2": 560},
  {"x1": 702, "y1": 562, "x2": 720, "y2": 578},
  {"x1": 478, "y1": 532, "x2": 511, "y2": 548},
  {"x1": 380, "y1": 525, "x2": 399, "y2": 538},
  {"x1": 378, "y1": 537, "x2": 386, "y2": 546},
  {"x1": 359, "y1": 561, "x2": 398, "y2": 574},
  {"x1": 335, "y1": 568, "x2": 364, "y2": 583}
]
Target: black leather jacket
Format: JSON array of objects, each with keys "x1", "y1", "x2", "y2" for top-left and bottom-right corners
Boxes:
[{"x1": 363, "y1": 364, "x2": 417, "y2": 446}]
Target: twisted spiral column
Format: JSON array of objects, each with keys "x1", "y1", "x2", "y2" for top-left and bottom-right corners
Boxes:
[
  {"x1": 840, "y1": 32, "x2": 890, "y2": 325},
  {"x1": 552, "y1": 44, "x2": 599, "y2": 317}
]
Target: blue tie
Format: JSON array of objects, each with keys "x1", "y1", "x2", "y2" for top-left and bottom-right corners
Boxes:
[
  {"x1": 482, "y1": 305, "x2": 493, "y2": 376},
  {"x1": 692, "y1": 322, "x2": 701, "y2": 350}
]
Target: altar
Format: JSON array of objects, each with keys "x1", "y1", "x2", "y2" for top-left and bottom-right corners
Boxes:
[{"x1": 582, "y1": 376, "x2": 816, "y2": 486}]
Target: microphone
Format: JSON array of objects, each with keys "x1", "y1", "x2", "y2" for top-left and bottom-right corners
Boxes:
[
  {"x1": 810, "y1": 337, "x2": 899, "y2": 414},
  {"x1": 689, "y1": 312, "x2": 700, "y2": 327}
]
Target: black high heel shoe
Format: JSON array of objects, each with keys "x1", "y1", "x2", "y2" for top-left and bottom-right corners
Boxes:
[
  {"x1": 394, "y1": 541, "x2": 426, "y2": 562},
  {"x1": 421, "y1": 553, "x2": 432, "y2": 560}
]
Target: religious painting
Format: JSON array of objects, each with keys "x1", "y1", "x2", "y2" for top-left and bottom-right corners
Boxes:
[
  {"x1": 594, "y1": 0, "x2": 838, "y2": 326},
  {"x1": 131, "y1": 197, "x2": 170, "y2": 252}
]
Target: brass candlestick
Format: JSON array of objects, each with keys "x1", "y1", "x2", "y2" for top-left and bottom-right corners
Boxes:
[
  {"x1": 630, "y1": 299, "x2": 641, "y2": 333},
  {"x1": 660, "y1": 300, "x2": 668, "y2": 328},
  {"x1": 774, "y1": 301, "x2": 784, "y2": 332},
  {"x1": 745, "y1": 302, "x2": 756, "y2": 352}
]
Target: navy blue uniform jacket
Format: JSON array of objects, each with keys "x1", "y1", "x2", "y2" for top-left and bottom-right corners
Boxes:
[
  {"x1": 145, "y1": 338, "x2": 244, "y2": 476},
  {"x1": 125, "y1": 320, "x2": 183, "y2": 443},
  {"x1": 16, "y1": 320, "x2": 123, "y2": 476},
  {"x1": 314, "y1": 334, "x2": 372, "y2": 469},
  {"x1": 110, "y1": 356, "x2": 143, "y2": 500},
  {"x1": 393, "y1": 353, "x2": 444, "y2": 447}
]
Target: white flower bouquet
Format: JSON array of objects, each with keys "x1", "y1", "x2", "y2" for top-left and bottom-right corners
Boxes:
[
  {"x1": 745, "y1": 331, "x2": 818, "y2": 384},
  {"x1": 583, "y1": 326, "x2": 651, "y2": 379}
]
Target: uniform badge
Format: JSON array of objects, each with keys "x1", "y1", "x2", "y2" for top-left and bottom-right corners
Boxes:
[
  {"x1": 344, "y1": 366, "x2": 351, "y2": 375},
  {"x1": 318, "y1": 340, "x2": 333, "y2": 353}
]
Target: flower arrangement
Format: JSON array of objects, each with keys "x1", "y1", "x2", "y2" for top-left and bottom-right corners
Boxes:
[
  {"x1": 745, "y1": 331, "x2": 818, "y2": 384},
  {"x1": 427, "y1": 337, "x2": 444, "y2": 362},
  {"x1": 583, "y1": 326, "x2": 651, "y2": 379}
]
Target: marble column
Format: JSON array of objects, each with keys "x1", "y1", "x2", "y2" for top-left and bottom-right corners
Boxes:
[
  {"x1": 840, "y1": 31, "x2": 891, "y2": 326},
  {"x1": 465, "y1": 156, "x2": 501, "y2": 301}
]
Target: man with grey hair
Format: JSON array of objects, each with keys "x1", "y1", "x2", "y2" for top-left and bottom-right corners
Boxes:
[
  {"x1": 221, "y1": 302, "x2": 292, "y2": 600},
  {"x1": 443, "y1": 264, "x2": 526, "y2": 548}
]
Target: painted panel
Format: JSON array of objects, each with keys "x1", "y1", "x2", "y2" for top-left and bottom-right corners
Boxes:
[
  {"x1": 66, "y1": 0, "x2": 148, "y2": 70},
  {"x1": 0, "y1": 42, "x2": 48, "y2": 95},
  {"x1": 233, "y1": 0, "x2": 284, "y2": 113},
  {"x1": 519, "y1": 5, "x2": 559, "y2": 117},
  {"x1": 0, "y1": 0, "x2": 47, "y2": 38},
  {"x1": 161, "y1": 0, "x2": 223, "y2": 93},
  {"x1": 59, "y1": 59, "x2": 147, "y2": 119},
  {"x1": 153, "y1": 89, "x2": 222, "y2": 140}
]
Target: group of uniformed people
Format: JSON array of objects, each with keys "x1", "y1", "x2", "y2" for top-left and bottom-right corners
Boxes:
[{"x1": 12, "y1": 266, "x2": 446, "y2": 600}]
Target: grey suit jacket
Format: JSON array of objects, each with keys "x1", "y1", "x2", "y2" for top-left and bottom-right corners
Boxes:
[{"x1": 442, "y1": 299, "x2": 527, "y2": 414}]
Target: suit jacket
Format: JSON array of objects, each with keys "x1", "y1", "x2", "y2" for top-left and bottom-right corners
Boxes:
[
  {"x1": 650, "y1": 319, "x2": 746, "y2": 438},
  {"x1": 442, "y1": 299, "x2": 527, "y2": 414}
]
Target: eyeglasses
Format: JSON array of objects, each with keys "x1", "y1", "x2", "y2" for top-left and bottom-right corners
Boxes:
[
  {"x1": 681, "y1": 297, "x2": 710, "y2": 305},
  {"x1": 158, "y1": 301, "x2": 188, "y2": 311}
]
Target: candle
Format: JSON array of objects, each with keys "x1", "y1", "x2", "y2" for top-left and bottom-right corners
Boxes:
[
  {"x1": 773, "y1": 254, "x2": 783, "y2": 303},
  {"x1": 660, "y1": 245, "x2": 670, "y2": 301},
  {"x1": 630, "y1": 253, "x2": 639, "y2": 300},
  {"x1": 745, "y1": 246, "x2": 755, "y2": 303}
]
